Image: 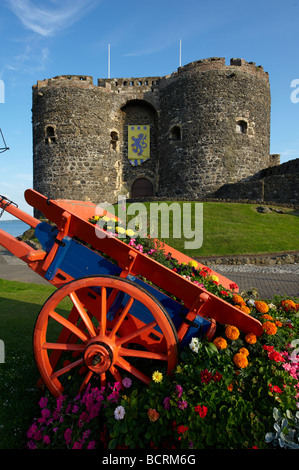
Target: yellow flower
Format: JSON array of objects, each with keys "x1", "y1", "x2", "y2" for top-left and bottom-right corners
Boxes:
[
  {"x1": 102, "y1": 215, "x2": 110, "y2": 222},
  {"x1": 125, "y1": 229, "x2": 135, "y2": 237},
  {"x1": 188, "y1": 260, "x2": 198, "y2": 269},
  {"x1": 93, "y1": 215, "x2": 100, "y2": 221},
  {"x1": 233, "y1": 353, "x2": 248, "y2": 369},
  {"x1": 245, "y1": 333, "x2": 257, "y2": 345},
  {"x1": 213, "y1": 336, "x2": 227, "y2": 350},
  {"x1": 225, "y1": 325, "x2": 240, "y2": 341},
  {"x1": 262, "y1": 321, "x2": 277, "y2": 336},
  {"x1": 115, "y1": 226, "x2": 126, "y2": 234},
  {"x1": 176, "y1": 365, "x2": 183, "y2": 374},
  {"x1": 210, "y1": 275, "x2": 219, "y2": 283},
  {"x1": 152, "y1": 371, "x2": 163, "y2": 383}
]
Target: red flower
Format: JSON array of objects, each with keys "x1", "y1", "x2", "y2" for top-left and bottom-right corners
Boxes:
[
  {"x1": 269, "y1": 383, "x2": 283, "y2": 394},
  {"x1": 177, "y1": 425, "x2": 188, "y2": 434},
  {"x1": 220, "y1": 290, "x2": 229, "y2": 296},
  {"x1": 229, "y1": 282, "x2": 238, "y2": 291},
  {"x1": 268, "y1": 350, "x2": 285, "y2": 363},
  {"x1": 200, "y1": 369, "x2": 213, "y2": 384},
  {"x1": 194, "y1": 405, "x2": 208, "y2": 418},
  {"x1": 213, "y1": 371, "x2": 223, "y2": 382}
]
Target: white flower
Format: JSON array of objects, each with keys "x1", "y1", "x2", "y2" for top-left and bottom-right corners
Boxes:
[
  {"x1": 247, "y1": 299, "x2": 255, "y2": 307},
  {"x1": 189, "y1": 337, "x2": 199, "y2": 353},
  {"x1": 114, "y1": 405, "x2": 125, "y2": 420}
]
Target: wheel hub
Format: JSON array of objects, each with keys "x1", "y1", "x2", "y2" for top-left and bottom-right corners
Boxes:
[{"x1": 84, "y1": 338, "x2": 116, "y2": 373}]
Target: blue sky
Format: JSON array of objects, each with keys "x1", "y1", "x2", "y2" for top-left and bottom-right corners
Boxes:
[{"x1": 0, "y1": 0, "x2": 298, "y2": 218}]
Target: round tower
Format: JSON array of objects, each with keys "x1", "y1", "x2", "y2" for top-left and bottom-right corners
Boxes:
[
  {"x1": 157, "y1": 57, "x2": 271, "y2": 198},
  {"x1": 32, "y1": 75, "x2": 119, "y2": 204}
]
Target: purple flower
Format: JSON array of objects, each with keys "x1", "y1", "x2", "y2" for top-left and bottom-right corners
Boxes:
[
  {"x1": 122, "y1": 377, "x2": 132, "y2": 388},
  {"x1": 163, "y1": 397, "x2": 171, "y2": 410}
]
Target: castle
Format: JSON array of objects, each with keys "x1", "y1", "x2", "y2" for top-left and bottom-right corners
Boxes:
[{"x1": 32, "y1": 57, "x2": 282, "y2": 205}]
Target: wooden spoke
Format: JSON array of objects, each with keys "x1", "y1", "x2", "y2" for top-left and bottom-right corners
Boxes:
[
  {"x1": 109, "y1": 296, "x2": 134, "y2": 339},
  {"x1": 79, "y1": 371, "x2": 93, "y2": 393},
  {"x1": 116, "y1": 356, "x2": 151, "y2": 384},
  {"x1": 42, "y1": 342, "x2": 85, "y2": 352},
  {"x1": 116, "y1": 320, "x2": 157, "y2": 346},
  {"x1": 50, "y1": 357, "x2": 84, "y2": 380},
  {"x1": 99, "y1": 287, "x2": 107, "y2": 335},
  {"x1": 69, "y1": 291, "x2": 97, "y2": 337},
  {"x1": 49, "y1": 310, "x2": 88, "y2": 342},
  {"x1": 118, "y1": 347, "x2": 168, "y2": 361}
]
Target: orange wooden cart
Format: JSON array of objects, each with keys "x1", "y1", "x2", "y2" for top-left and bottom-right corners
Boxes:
[{"x1": 0, "y1": 190, "x2": 263, "y2": 397}]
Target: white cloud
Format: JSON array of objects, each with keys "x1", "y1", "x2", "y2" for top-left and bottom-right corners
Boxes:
[{"x1": 7, "y1": 0, "x2": 100, "y2": 36}]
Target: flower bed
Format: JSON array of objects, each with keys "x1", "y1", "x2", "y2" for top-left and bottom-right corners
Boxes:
[{"x1": 26, "y1": 215, "x2": 299, "y2": 449}]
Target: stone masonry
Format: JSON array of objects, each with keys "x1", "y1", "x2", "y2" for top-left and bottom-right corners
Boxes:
[{"x1": 32, "y1": 57, "x2": 275, "y2": 205}]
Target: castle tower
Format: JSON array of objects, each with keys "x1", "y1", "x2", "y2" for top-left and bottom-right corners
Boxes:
[
  {"x1": 32, "y1": 58, "x2": 271, "y2": 204},
  {"x1": 157, "y1": 58, "x2": 271, "y2": 198}
]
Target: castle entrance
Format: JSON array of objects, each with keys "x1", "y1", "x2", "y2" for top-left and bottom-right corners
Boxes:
[{"x1": 131, "y1": 178, "x2": 153, "y2": 198}]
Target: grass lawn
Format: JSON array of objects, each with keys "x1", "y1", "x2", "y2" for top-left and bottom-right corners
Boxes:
[
  {"x1": 119, "y1": 201, "x2": 299, "y2": 257},
  {"x1": 0, "y1": 280, "x2": 55, "y2": 449}
]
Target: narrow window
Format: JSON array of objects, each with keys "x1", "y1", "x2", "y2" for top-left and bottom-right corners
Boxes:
[
  {"x1": 170, "y1": 125, "x2": 181, "y2": 141},
  {"x1": 45, "y1": 125, "x2": 56, "y2": 145},
  {"x1": 110, "y1": 131, "x2": 118, "y2": 150},
  {"x1": 236, "y1": 120, "x2": 247, "y2": 134}
]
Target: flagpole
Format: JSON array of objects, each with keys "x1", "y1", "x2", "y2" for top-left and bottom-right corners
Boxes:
[
  {"x1": 179, "y1": 39, "x2": 182, "y2": 67},
  {"x1": 108, "y1": 43, "x2": 110, "y2": 78}
]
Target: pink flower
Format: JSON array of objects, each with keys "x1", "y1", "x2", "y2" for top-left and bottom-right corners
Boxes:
[
  {"x1": 64, "y1": 428, "x2": 72, "y2": 445},
  {"x1": 39, "y1": 397, "x2": 48, "y2": 408},
  {"x1": 175, "y1": 385, "x2": 183, "y2": 398},
  {"x1": 178, "y1": 400, "x2": 188, "y2": 410},
  {"x1": 163, "y1": 397, "x2": 170, "y2": 410},
  {"x1": 43, "y1": 435, "x2": 50, "y2": 445}
]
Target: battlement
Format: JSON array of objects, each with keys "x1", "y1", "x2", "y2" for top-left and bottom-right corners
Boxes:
[
  {"x1": 33, "y1": 75, "x2": 95, "y2": 93},
  {"x1": 176, "y1": 57, "x2": 268, "y2": 80}
]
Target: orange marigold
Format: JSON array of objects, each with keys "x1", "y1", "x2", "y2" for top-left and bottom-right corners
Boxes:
[
  {"x1": 227, "y1": 383, "x2": 234, "y2": 392},
  {"x1": 225, "y1": 325, "x2": 240, "y2": 340},
  {"x1": 261, "y1": 314, "x2": 273, "y2": 321},
  {"x1": 255, "y1": 301, "x2": 269, "y2": 313},
  {"x1": 262, "y1": 321, "x2": 277, "y2": 336},
  {"x1": 240, "y1": 305, "x2": 251, "y2": 314},
  {"x1": 239, "y1": 347, "x2": 249, "y2": 357},
  {"x1": 275, "y1": 320, "x2": 282, "y2": 327},
  {"x1": 233, "y1": 353, "x2": 248, "y2": 369},
  {"x1": 213, "y1": 337, "x2": 227, "y2": 350},
  {"x1": 281, "y1": 300, "x2": 296, "y2": 311},
  {"x1": 245, "y1": 333, "x2": 257, "y2": 345},
  {"x1": 232, "y1": 294, "x2": 246, "y2": 306}
]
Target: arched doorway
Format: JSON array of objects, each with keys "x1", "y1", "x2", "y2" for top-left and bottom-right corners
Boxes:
[{"x1": 131, "y1": 178, "x2": 153, "y2": 198}]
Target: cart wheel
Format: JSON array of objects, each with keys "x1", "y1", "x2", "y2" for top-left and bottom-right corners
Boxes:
[{"x1": 33, "y1": 275, "x2": 179, "y2": 397}]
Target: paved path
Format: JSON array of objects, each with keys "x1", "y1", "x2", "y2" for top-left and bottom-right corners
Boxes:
[{"x1": 0, "y1": 247, "x2": 298, "y2": 299}]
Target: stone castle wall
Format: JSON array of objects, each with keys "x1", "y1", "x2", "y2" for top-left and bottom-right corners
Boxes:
[{"x1": 32, "y1": 57, "x2": 273, "y2": 205}]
